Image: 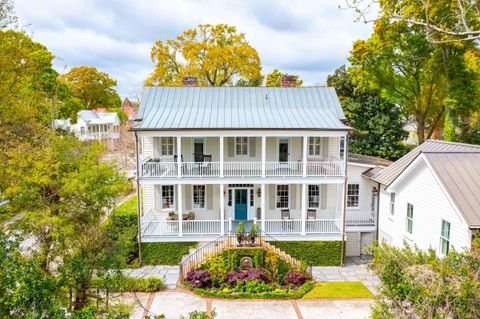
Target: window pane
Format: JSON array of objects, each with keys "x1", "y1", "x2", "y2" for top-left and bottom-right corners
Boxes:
[
  {"x1": 308, "y1": 185, "x2": 320, "y2": 208},
  {"x1": 162, "y1": 185, "x2": 175, "y2": 209},
  {"x1": 347, "y1": 184, "x2": 359, "y2": 207},
  {"x1": 276, "y1": 185, "x2": 289, "y2": 208},
  {"x1": 193, "y1": 185, "x2": 205, "y2": 209}
]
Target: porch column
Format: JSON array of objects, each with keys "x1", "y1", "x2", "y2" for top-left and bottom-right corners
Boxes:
[
  {"x1": 302, "y1": 136, "x2": 308, "y2": 177},
  {"x1": 177, "y1": 136, "x2": 182, "y2": 178},
  {"x1": 178, "y1": 184, "x2": 183, "y2": 236},
  {"x1": 220, "y1": 184, "x2": 225, "y2": 234},
  {"x1": 301, "y1": 183, "x2": 307, "y2": 235},
  {"x1": 220, "y1": 136, "x2": 224, "y2": 178},
  {"x1": 261, "y1": 136, "x2": 266, "y2": 178},
  {"x1": 261, "y1": 184, "x2": 266, "y2": 231}
]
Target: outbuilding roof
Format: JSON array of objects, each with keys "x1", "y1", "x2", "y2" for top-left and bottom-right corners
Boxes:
[
  {"x1": 374, "y1": 140, "x2": 480, "y2": 229},
  {"x1": 135, "y1": 86, "x2": 348, "y2": 130},
  {"x1": 78, "y1": 110, "x2": 118, "y2": 124}
]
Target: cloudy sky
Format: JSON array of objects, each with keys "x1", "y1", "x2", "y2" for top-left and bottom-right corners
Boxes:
[{"x1": 15, "y1": 0, "x2": 375, "y2": 98}]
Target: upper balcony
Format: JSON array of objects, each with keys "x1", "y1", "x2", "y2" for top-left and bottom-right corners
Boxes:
[{"x1": 138, "y1": 135, "x2": 346, "y2": 180}]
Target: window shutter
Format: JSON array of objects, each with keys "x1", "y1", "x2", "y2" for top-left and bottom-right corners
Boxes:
[
  {"x1": 321, "y1": 137, "x2": 328, "y2": 159},
  {"x1": 320, "y1": 184, "x2": 327, "y2": 209},
  {"x1": 290, "y1": 184, "x2": 296, "y2": 209},
  {"x1": 249, "y1": 137, "x2": 256, "y2": 157},
  {"x1": 185, "y1": 185, "x2": 192, "y2": 211},
  {"x1": 269, "y1": 185, "x2": 276, "y2": 210},
  {"x1": 228, "y1": 137, "x2": 234, "y2": 157},
  {"x1": 207, "y1": 185, "x2": 213, "y2": 210}
]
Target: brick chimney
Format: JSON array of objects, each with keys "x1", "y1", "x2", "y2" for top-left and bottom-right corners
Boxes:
[
  {"x1": 281, "y1": 75, "x2": 297, "y2": 87},
  {"x1": 183, "y1": 76, "x2": 198, "y2": 87}
]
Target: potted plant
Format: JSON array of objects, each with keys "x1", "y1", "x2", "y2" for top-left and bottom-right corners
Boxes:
[
  {"x1": 236, "y1": 222, "x2": 244, "y2": 247},
  {"x1": 249, "y1": 224, "x2": 259, "y2": 246}
]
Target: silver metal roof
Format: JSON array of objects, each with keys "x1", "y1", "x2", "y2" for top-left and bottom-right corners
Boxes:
[
  {"x1": 135, "y1": 86, "x2": 348, "y2": 130},
  {"x1": 374, "y1": 140, "x2": 480, "y2": 186},
  {"x1": 425, "y1": 153, "x2": 480, "y2": 228}
]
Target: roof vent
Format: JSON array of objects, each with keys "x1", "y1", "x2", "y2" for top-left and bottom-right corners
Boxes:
[
  {"x1": 281, "y1": 75, "x2": 297, "y2": 87},
  {"x1": 183, "y1": 76, "x2": 198, "y2": 87}
]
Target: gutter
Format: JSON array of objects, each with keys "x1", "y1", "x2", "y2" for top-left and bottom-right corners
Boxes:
[{"x1": 134, "y1": 131, "x2": 143, "y2": 265}]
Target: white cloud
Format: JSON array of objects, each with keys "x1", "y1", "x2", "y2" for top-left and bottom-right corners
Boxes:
[{"x1": 14, "y1": 0, "x2": 374, "y2": 97}]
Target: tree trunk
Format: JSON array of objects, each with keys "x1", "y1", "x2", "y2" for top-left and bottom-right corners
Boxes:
[
  {"x1": 416, "y1": 120, "x2": 426, "y2": 144},
  {"x1": 73, "y1": 283, "x2": 89, "y2": 311}
]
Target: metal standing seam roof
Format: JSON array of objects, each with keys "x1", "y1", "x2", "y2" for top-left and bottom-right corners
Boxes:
[
  {"x1": 424, "y1": 153, "x2": 480, "y2": 228},
  {"x1": 135, "y1": 86, "x2": 348, "y2": 130}
]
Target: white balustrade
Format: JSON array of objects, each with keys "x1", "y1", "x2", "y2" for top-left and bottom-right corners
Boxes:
[
  {"x1": 346, "y1": 211, "x2": 375, "y2": 225},
  {"x1": 306, "y1": 161, "x2": 343, "y2": 176},
  {"x1": 304, "y1": 219, "x2": 342, "y2": 233},
  {"x1": 139, "y1": 157, "x2": 344, "y2": 178},
  {"x1": 265, "y1": 162, "x2": 303, "y2": 177},
  {"x1": 182, "y1": 220, "x2": 223, "y2": 235},
  {"x1": 223, "y1": 162, "x2": 262, "y2": 177},
  {"x1": 262, "y1": 219, "x2": 303, "y2": 234}
]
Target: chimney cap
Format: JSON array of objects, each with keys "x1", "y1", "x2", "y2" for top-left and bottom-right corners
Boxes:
[{"x1": 183, "y1": 76, "x2": 198, "y2": 87}]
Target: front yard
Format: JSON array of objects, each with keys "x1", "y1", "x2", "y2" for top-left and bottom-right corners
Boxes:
[{"x1": 302, "y1": 282, "x2": 374, "y2": 299}]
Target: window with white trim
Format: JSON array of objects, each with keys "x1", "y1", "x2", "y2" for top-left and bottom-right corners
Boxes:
[
  {"x1": 390, "y1": 193, "x2": 395, "y2": 215},
  {"x1": 406, "y1": 203, "x2": 414, "y2": 234},
  {"x1": 160, "y1": 137, "x2": 174, "y2": 156},
  {"x1": 161, "y1": 185, "x2": 175, "y2": 209},
  {"x1": 440, "y1": 220, "x2": 451, "y2": 255},
  {"x1": 276, "y1": 185, "x2": 289, "y2": 208},
  {"x1": 192, "y1": 185, "x2": 206, "y2": 209},
  {"x1": 308, "y1": 137, "x2": 322, "y2": 156},
  {"x1": 308, "y1": 185, "x2": 320, "y2": 208},
  {"x1": 235, "y1": 137, "x2": 249, "y2": 155},
  {"x1": 347, "y1": 184, "x2": 359, "y2": 208}
]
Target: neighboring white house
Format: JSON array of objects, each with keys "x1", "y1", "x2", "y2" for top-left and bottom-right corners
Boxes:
[
  {"x1": 55, "y1": 110, "x2": 120, "y2": 143},
  {"x1": 131, "y1": 77, "x2": 392, "y2": 257},
  {"x1": 365, "y1": 140, "x2": 480, "y2": 255}
]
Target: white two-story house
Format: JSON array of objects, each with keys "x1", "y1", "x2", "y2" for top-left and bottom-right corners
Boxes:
[{"x1": 132, "y1": 77, "x2": 386, "y2": 255}]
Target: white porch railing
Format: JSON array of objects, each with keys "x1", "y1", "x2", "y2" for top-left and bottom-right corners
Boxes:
[
  {"x1": 224, "y1": 162, "x2": 262, "y2": 177},
  {"x1": 261, "y1": 219, "x2": 303, "y2": 234},
  {"x1": 182, "y1": 220, "x2": 223, "y2": 235},
  {"x1": 140, "y1": 161, "x2": 177, "y2": 177},
  {"x1": 265, "y1": 162, "x2": 303, "y2": 177},
  {"x1": 139, "y1": 158, "x2": 344, "y2": 178},
  {"x1": 307, "y1": 161, "x2": 343, "y2": 176},
  {"x1": 305, "y1": 219, "x2": 342, "y2": 233},
  {"x1": 346, "y1": 211, "x2": 375, "y2": 226}
]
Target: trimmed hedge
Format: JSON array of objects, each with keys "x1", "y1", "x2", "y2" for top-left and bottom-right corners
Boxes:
[
  {"x1": 270, "y1": 241, "x2": 343, "y2": 266},
  {"x1": 142, "y1": 242, "x2": 198, "y2": 265},
  {"x1": 192, "y1": 281, "x2": 314, "y2": 299}
]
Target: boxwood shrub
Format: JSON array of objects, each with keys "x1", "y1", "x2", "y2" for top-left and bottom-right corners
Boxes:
[{"x1": 270, "y1": 241, "x2": 344, "y2": 266}]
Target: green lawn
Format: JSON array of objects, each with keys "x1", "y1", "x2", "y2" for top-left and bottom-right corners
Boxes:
[
  {"x1": 302, "y1": 282, "x2": 374, "y2": 299},
  {"x1": 113, "y1": 195, "x2": 137, "y2": 216}
]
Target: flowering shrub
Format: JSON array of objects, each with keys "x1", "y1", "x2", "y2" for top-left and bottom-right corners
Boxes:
[
  {"x1": 226, "y1": 268, "x2": 268, "y2": 287},
  {"x1": 186, "y1": 269, "x2": 212, "y2": 288},
  {"x1": 284, "y1": 270, "x2": 305, "y2": 287}
]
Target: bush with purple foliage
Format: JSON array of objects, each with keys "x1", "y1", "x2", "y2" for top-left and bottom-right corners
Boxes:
[
  {"x1": 284, "y1": 270, "x2": 305, "y2": 287},
  {"x1": 186, "y1": 269, "x2": 212, "y2": 288},
  {"x1": 226, "y1": 268, "x2": 269, "y2": 287}
]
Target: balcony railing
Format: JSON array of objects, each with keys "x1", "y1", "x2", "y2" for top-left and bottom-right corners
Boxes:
[
  {"x1": 140, "y1": 158, "x2": 343, "y2": 178},
  {"x1": 346, "y1": 211, "x2": 375, "y2": 226}
]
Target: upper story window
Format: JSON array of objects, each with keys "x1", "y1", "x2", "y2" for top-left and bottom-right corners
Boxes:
[
  {"x1": 235, "y1": 137, "x2": 249, "y2": 156},
  {"x1": 308, "y1": 137, "x2": 322, "y2": 156},
  {"x1": 162, "y1": 185, "x2": 175, "y2": 209},
  {"x1": 347, "y1": 184, "x2": 359, "y2": 208},
  {"x1": 340, "y1": 137, "x2": 345, "y2": 158},
  {"x1": 308, "y1": 185, "x2": 320, "y2": 208},
  {"x1": 161, "y1": 137, "x2": 174, "y2": 156},
  {"x1": 406, "y1": 203, "x2": 414, "y2": 234},
  {"x1": 80, "y1": 127, "x2": 85, "y2": 135},
  {"x1": 192, "y1": 185, "x2": 206, "y2": 209},
  {"x1": 440, "y1": 220, "x2": 451, "y2": 255},
  {"x1": 390, "y1": 193, "x2": 395, "y2": 215},
  {"x1": 276, "y1": 185, "x2": 289, "y2": 208}
]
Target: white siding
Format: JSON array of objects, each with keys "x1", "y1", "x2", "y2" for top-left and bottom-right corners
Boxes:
[
  {"x1": 346, "y1": 232, "x2": 360, "y2": 256},
  {"x1": 143, "y1": 185, "x2": 155, "y2": 213},
  {"x1": 378, "y1": 160, "x2": 472, "y2": 253},
  {"x1": 143, "y1": 137, "x2": 154, "y2": 157},
  {"x1": 346, "y1": 164, "x2": 375, "y2": 218}
]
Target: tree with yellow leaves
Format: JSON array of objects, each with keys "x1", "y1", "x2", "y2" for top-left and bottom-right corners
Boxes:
[{"x1": 146, "y1": 24, "x2": 262, "y2": 86}]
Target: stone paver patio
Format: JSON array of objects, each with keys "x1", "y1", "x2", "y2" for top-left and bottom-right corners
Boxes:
[
  {"x1": 123, "y1": 266, "x2": 179, "y2": 289},
  {"x1": 126, "y1": 290, "x2": 373, "y2": 319}
]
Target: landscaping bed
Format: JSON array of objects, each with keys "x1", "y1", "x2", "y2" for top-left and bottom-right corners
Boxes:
[{"x1": 183, "y1": 247, "x2": 314, "y2": 299}]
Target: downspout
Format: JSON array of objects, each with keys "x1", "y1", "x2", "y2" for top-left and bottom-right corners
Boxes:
[
  {"x1": 134, "y1": 131, "x2": 142, "y2": 265},
  {"x1": 375, "y1": 182, "x2": 381, "y2": 242},
  {"x1": 340, "y1": 134, "x2": 348, "y2": 267}
]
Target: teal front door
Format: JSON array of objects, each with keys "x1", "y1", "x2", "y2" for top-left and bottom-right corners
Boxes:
[{"x1": 234, "y1": 189, "x2": 248, "y2": 220}]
